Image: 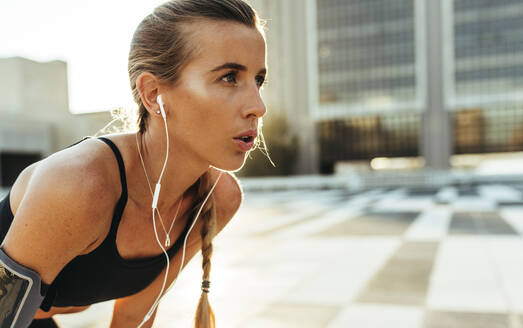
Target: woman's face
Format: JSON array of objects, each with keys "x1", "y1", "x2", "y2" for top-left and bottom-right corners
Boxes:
[{"x1": 162, "y1": 20, "x2": 267, "y2": 172}]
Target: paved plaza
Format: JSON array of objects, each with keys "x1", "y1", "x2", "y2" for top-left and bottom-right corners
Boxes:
[{"x1": 54, "y1": 182, "x2": 523, "y2": 327}]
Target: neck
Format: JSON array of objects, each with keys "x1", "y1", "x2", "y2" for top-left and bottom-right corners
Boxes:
[{"x1": 136, "y1": 124, "x2": 210, "y2": 212}]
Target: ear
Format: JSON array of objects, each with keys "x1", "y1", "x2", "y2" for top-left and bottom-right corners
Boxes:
[{"x1": 136, "y1": 72, "x2": 162, "y2": 117}]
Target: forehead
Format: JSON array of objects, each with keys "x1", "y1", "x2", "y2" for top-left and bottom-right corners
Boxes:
[{"x1": 184, "y1": 20, "x2": 266, "y2": 71}]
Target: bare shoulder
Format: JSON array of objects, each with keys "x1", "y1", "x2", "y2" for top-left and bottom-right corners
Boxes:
[
  {"x1": 10, "y1": 138, "x2": 120, "y2": 215},
  {"x1": 3, "y1": 138, "x2": 120, "y2": 282},
  {"x1": 208, "y1": 168, "x2": 243, "y2": 233}
]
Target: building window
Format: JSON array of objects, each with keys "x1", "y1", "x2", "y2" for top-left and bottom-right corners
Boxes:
[{"x1": 317, "y1": 0, "x2": 417, "y2": 107}]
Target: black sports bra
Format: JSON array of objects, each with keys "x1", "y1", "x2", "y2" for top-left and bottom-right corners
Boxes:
[{"x1": 0, "y1": 137, "x2": 194, "y2": 310}]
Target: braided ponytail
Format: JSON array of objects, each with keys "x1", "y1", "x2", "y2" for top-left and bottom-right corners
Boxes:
[
  {"x1": 126, "y1": 1, "x2": 264, "y2": 326},
  {"x1": 192, "y1": 172, "x2": 217, "y2": 328}
]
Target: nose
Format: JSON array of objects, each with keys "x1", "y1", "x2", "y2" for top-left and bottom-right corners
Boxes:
[{"x1": 241, "y1": 87, "x2": 267, "y2": 119}]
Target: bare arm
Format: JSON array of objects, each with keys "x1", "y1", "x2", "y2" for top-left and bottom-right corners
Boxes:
[
  {"x1": 110, "y1": 170, "x2": 242, "y2": 327},
  {"x1": 2, "y1": 155, "x2": 115, "y2": 285}
]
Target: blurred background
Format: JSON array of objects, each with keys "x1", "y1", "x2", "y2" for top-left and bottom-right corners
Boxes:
[{"x1": 3, "y1": 0, "x2": 523, "y2": 327}]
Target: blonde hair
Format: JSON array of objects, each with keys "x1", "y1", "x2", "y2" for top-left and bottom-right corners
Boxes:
[{"x1": 127, "y1": 1, "x2": 264, "y2": 327}]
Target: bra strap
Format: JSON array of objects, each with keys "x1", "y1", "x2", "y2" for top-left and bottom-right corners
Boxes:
[{"x1": 96, "y1": 136, "x2": 129, "y2": 223}]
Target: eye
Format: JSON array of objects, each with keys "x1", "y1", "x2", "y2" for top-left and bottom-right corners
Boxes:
[
  {"x1": 220, "y1": 71, "x2": 238, "y2": 84},
  {"x1": 256, "y1": 75, "x2": 267, "y2": 88}
]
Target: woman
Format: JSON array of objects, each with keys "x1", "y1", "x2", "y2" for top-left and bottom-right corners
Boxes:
[{"x1": 0, "y1": 0, "x2": 267, "y2": 327}]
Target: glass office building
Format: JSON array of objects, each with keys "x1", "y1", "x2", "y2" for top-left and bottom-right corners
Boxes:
[
  {"x1": 317, "y1": 0, "x2": 417, "y2": 107},
  {"x1": 316, "y1": 0, "x2": 523, "y2": 169},
  {"x1": 451, "y1": 0, "x2": 523, "y2": 154},
  {"x1": 317, "y1": 0, "x2": 419, "y2": 169},
  {"x1": 454, "y1": 0, "x2": 523, "y2": 98}
]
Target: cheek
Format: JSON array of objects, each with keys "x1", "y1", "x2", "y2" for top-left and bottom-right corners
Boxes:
[
  {"x1": 175, "y1": 81, "x2": 214, "y2": 124},
  {"x1": 178, "y1": 79, "x2": 233, "y2": 122},
  {"x1": 183, "y1": 75, "x2": 208, "y2": 99},
  {"x1": 172, "y1": 81, "x2": 231, "y2": 144}
]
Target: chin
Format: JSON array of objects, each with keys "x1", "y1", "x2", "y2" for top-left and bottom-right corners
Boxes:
[
  {"x1": 221, "y1": 153, "x2": 247, "y2": 172},
  {"x1": 213, "y1": 153, "x2": 247, "y2": 172}
]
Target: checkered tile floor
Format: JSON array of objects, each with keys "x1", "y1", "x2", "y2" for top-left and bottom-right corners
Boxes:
[{"x1": 55, "y1": 183, "x2": 523, "y2": 327}]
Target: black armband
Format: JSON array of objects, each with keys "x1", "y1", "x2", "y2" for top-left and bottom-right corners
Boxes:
[{"x1": 0, "y1": 248, "x2": 45, "y2": 328}]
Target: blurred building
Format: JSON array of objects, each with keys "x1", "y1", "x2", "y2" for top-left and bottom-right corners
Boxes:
[
  {"x1": 451, "y1": 0, "x2": 523, "y2": 155},
  {"x1": 317, "y1": 0, "x2": 417, "y2": 111},
  {"x1": 252, "y1": 0, "x2": 523, "y2": 174},
  {"x1": 0, "y1": 57, "x2": 111, "y2": 188},
  {"x1": 315, "y1": 0, "x2": 422, "y2": 172}
]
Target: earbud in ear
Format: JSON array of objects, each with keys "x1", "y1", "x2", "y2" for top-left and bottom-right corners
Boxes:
[{"x1": 156, "y1": 94, "x2": 166, "y2": 119}]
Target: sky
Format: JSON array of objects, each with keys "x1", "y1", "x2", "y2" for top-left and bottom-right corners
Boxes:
[{"x1": 0, "y1": 0, "x2": 166, "y2": 114}]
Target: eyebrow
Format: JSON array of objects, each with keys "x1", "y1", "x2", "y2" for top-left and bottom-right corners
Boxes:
[{"x1": 210, "y1": 62, "x2": 266, "y2": 75}]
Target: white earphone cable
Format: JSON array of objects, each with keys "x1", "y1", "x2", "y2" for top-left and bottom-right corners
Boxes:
[
  {"x1": 136, "y1": 132, "x2": 183, "y2": 247},
  {"x1": 138, "y1": 95, "x2": 222, "y2": 327},
  {"x1": 138, "y1": 95, "x2": 170, "y2": 327},
  {"x1": 166, "y1": 171, "x2": 222, "y2": 294},
  {"x1": 151, "y1": 101, "x2": 170, "y2": 210},
  {"x1": 139, "y1": 172, "x2": 223, "y2": 326}
]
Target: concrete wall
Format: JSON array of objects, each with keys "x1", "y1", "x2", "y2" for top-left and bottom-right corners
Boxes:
[
  {"x1": 0, "y1": 57, "x2": 112, "y2": 156},
  {"x1": 0, "y1": 112, "x2": 53, "y2": 155}
]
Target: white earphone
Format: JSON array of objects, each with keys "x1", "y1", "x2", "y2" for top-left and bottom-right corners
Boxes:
[
  {"x1": 151, "y1": 95, "x2": 168, "y2": 210},
  {"x1": 157, "y1": 94, "x2": 167, "y2": 119},
  {"x1": 138, "y1": 94, "x2": 223, "y2": 327}
]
